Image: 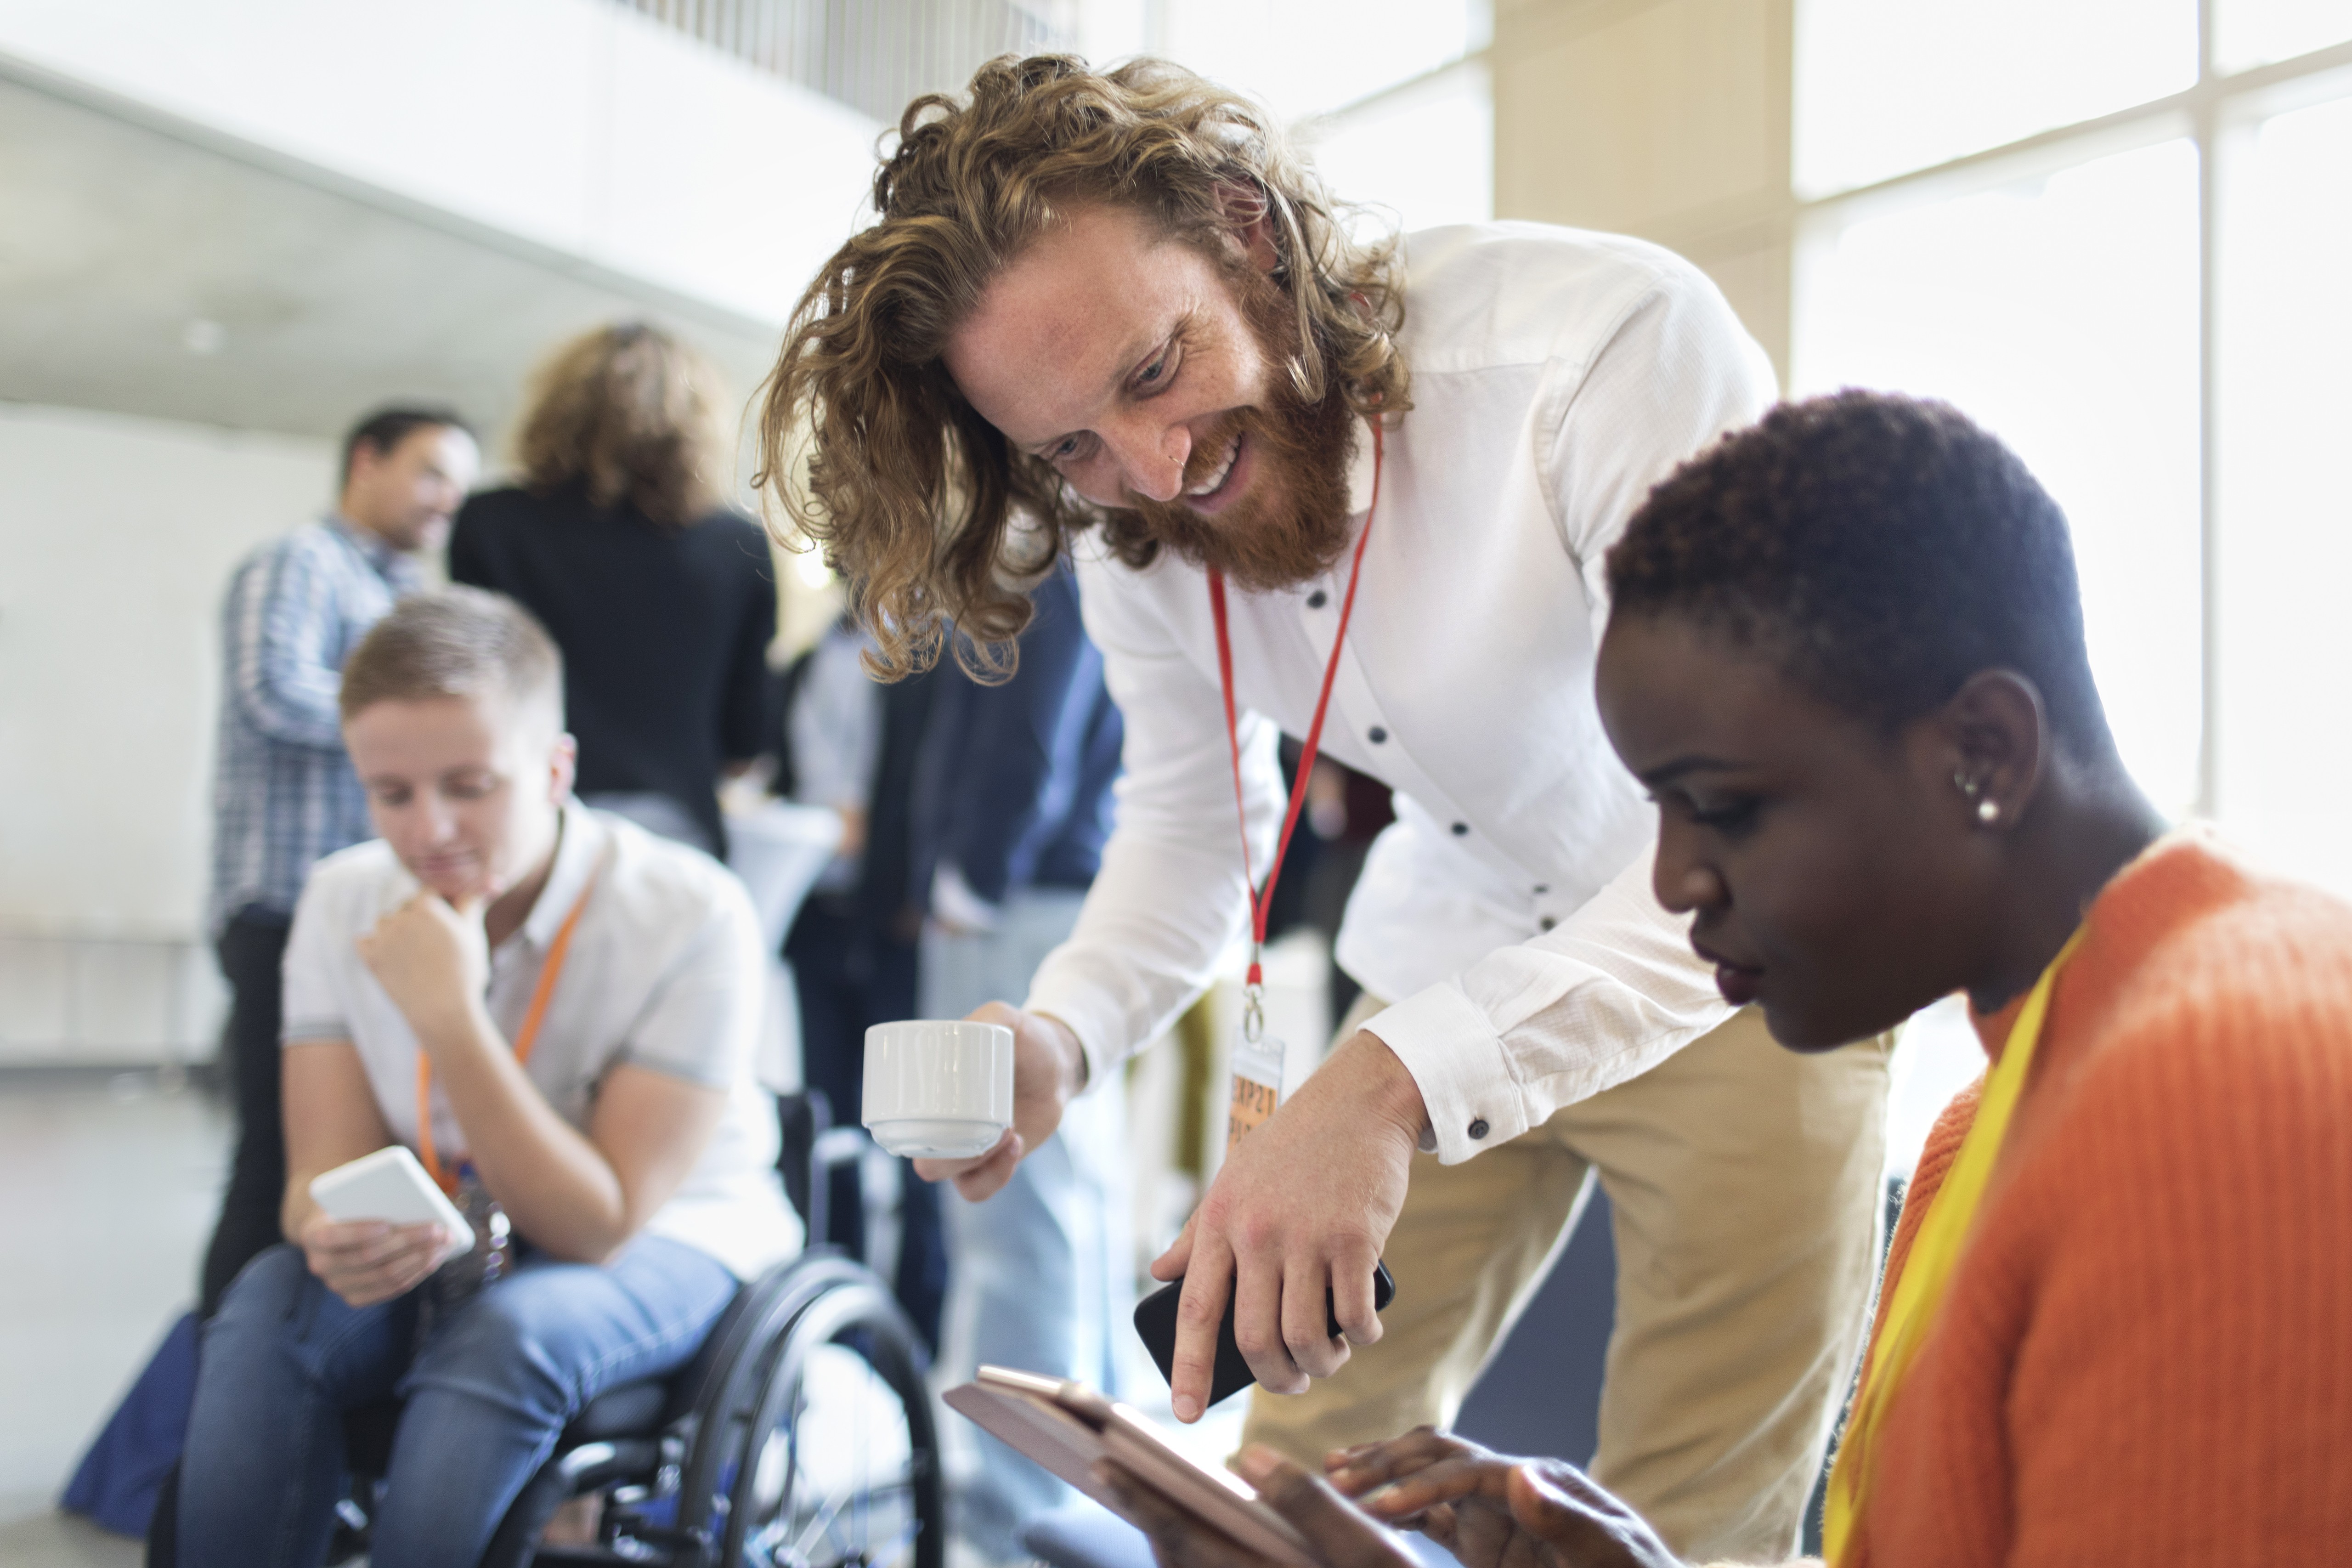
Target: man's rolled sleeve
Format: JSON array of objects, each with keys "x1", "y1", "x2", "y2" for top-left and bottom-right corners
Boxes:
[{"x1": 1363, "y1": 852, "x2": 1733, "y2": 1164}]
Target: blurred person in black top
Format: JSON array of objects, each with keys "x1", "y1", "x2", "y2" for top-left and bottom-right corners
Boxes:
[{"x1": 450, "y1": 322, "x2": 775, "y2": 856}]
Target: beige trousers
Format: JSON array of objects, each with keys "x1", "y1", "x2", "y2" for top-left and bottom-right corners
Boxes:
[{"x1": 1240, "y1": 999, "x2": 1890, "y2": 1564}]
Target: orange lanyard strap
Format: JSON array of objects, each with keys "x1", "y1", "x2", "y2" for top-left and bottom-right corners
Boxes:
[
  {"x1": 1208, "y1": 420, "x2": 1383, "y2": 1011},
  {"x1": 414, "y1": 872, "x2": 598, "y2": 1196}
]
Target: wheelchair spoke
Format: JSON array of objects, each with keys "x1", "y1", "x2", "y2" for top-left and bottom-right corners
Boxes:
[
  {"x1": 755, "y1": 1473, "x2": 918, "y2": 1567},
  {"x1": 739, "y1": 1339, "x2": 925, "y2": 1568}
]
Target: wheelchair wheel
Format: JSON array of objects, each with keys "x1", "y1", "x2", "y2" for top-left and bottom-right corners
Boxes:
[{"x1": 674, "y1": 1255, "x2": 943, "y2": 1568}]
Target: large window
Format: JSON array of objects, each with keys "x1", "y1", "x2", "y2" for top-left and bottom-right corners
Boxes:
[
  {"x1": 1133, "y1": 0, "x2": 1495, "y2": 234},
  {"x1": 1793, "y1": 1, "x2": 2352, "y2": 884},
  {"x1": 2216, "y1": 91, "x2": 2352, "y2": 888}
]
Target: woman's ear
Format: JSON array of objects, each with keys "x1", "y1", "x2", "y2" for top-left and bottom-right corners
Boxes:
[{"x1": 1936, "y1": 670, "x2": 2047, "y2": 831}]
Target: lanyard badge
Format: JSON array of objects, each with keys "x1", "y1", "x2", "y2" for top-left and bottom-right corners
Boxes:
[{"x1": 1208, "y1": 421, "x2": 1383, "y2": 1152}]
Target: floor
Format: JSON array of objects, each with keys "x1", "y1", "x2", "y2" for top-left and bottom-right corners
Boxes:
[{"x1": 0, "y1": 1071, "x2": 226, "y2": 1568}]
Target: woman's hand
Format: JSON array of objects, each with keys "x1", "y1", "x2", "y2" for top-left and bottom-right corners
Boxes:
[
  {"x1": 296, "y1": 1210, "x2": 464, "y2": 1308},
  {"x1": 1102, "y1": 1444, "x2": 1421, "y2": 1568},
  {"x1": 1327, "y1": 1430, "x2": 1527, "y2": 1568},
  {"x1": 1330, "y1": 1428, "x2": 1686, "y2": 1568}
]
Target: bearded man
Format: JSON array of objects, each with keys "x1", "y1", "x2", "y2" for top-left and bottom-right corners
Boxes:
[{"x1": 760, "y1": 56, "x2": 1889, "y2": 1562}]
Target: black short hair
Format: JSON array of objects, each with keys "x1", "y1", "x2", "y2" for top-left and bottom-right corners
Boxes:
[
  {"x1": 340, "y1": 405, "x2": 473, "y2": 485},
  {"x1": 1606, "y1": 390, "x2": 2115, "y2": 761}
]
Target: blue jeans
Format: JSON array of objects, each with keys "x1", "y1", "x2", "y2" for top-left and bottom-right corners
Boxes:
[
  {"x1": 922, "y1": 888, "x2": 1140, "y2": 1561},
  {"x1": 178, "y1": 1236, "x2": 738, "y2": 1568}
]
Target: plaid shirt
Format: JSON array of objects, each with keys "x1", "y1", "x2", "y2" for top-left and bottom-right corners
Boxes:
[{"x1": 208, "y1": 517, "x2": 422, "y2": 933}]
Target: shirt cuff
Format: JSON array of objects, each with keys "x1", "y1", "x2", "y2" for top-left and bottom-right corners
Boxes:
[
  {"x1": 1360, "y1": 982, "x2": 1530, "y2": 1165},
  {"x1": 1023, "y1": 984, "x2": 1123, "y2": 1097}
]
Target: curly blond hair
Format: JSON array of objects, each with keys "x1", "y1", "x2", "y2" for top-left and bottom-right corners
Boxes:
[
  {"x1": 756, "y1": 54, "x2": 1410, "y2": 680},
  {"x1": 518, "y1": 322, "x2": 729, "y2": 529}
]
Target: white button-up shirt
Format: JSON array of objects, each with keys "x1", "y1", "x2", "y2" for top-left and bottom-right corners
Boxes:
[
  {"x1": 1024, "y1": 222, "x2": 1775, "y2": 1164},
  {"x1": 282, "y1": 803, "x2": 802, "y2": 1276}
]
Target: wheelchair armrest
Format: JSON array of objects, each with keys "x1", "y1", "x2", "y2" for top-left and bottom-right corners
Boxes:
[
  {"x1": 777, "y1": 1088, "x2": 832, "y2": 1237},
  {"x1": 811, "y1": 1126, "x2": 872, "y2": 1183},
  {"x1": 807, "y1": 1126, "x2": 877, "y2": 1250}
]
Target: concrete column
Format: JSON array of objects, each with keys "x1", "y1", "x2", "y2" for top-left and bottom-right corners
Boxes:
[{"x1": 1491, "y1": 0, "x2": 1795, "y2": 384}]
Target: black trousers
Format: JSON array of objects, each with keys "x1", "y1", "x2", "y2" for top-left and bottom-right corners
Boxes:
[
  {"x1": 199, "y1": 907, "x2": 293, "y2": 1318},
  {"x1": 785, "y1": 899, "x2": 947, "y2": 1352}
]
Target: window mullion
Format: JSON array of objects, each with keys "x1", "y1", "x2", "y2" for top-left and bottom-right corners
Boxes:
[{"x1": 2195, "y1": 0, "x2": 2223, "y2": 818}]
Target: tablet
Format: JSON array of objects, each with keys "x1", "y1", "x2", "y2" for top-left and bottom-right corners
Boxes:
[
  {"x1": 943, "y1": 1367, "x2": 1317, "y2": 1567},
  {"x1": 308, "y1": 1145, "x2": 475, "y2": 1245}
]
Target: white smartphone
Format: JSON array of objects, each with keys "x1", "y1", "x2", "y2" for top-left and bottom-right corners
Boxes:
[{"x1": 308, "y1": 1145, "x2": 475, "y2": 1245}]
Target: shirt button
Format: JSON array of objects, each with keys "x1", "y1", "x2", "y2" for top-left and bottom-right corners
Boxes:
[
  {"x1": 1468, "y1": 1118, "x2": 1490, "y2": 1140},
  {"x1": 1306, "y1": 590, "x2": 1329, "y2": 609},
  {"x1": 1368, "y1": 726, "x2": 1388, "y2": 744},
  {"x1": 1450, "y1": 821, "x2": 1469, "y2": 836},
  {"x1": 1539, "y1": 916, "x2": 1557, "y2": 932}
]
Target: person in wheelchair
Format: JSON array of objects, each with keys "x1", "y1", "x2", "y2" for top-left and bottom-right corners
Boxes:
[{"x1": 176, "y1": 586, "x2": 801, "y2": 1567}]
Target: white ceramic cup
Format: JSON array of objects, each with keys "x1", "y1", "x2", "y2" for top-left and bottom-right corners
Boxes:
[{"x1": 861, "y1": 1019, "x2": 1016, "y2": 1159}]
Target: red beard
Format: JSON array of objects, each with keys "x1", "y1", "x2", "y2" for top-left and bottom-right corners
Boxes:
[{"x1": 1100, "y1": 278, "x2": 1363, "y2": 592}]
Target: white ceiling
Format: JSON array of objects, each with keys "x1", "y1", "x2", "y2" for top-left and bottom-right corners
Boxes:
[{"x1": 0, "y1": 75, "x2": 790, "y2": 447}]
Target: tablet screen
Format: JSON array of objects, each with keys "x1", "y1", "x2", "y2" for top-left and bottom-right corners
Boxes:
[{"x1": 943, "y1": 1368, "x2": 1317, "y2": 1567}]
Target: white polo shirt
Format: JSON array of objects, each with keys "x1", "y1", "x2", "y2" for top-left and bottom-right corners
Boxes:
[
  {"x1": 282, "y1": 803, "x2": 801, "y2": 1277},
  {"x1": 1025, "y1": 222, "x2": 1773, "y2": 1164}
]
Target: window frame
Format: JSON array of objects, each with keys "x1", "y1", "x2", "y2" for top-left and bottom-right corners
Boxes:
[{"x1": 1789, "y1": 5, "x2": 2352, "y2": 817}]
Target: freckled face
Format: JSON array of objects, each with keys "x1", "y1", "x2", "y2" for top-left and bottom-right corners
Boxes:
[
  {"x1": 943, "y1": 203, "x2": 1280, "y2": 515},
  {"x1": 1595, "y1": 612, "x2": 1989, "y2": 1049}
]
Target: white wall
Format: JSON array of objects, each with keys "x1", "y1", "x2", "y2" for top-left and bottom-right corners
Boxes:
[
  {"x1": 0, "y1": 403, "x2": 336, "y2": 1060},
  {"x1": 0, "y1": 0, "x2": 892, "y2": 1061},
  {"x1": 0, "y1": 0, "x2": 878, "y2": 327}
]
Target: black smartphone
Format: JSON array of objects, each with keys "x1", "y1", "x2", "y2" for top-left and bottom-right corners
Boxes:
[{"x1": 1133, "y1": 1259, "x2": 1396, "y2": 1409}]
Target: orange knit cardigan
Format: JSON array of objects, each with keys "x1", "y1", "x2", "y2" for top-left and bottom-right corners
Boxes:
[{"x1": 1847, "y1": 832, "x2": 2352, "y2": 1566}]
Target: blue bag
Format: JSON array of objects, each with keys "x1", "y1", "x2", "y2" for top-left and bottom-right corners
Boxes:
[{"x1": 60, "y1": 1310, "x2": 198, "y2": 1538}]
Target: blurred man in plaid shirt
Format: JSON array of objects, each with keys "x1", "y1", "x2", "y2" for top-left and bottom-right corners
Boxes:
[{"x1": 198, "y1": 406, "x2": 476, "y2": 1315}]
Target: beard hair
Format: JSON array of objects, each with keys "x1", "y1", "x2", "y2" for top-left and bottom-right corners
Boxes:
[{"x1": 1099, "y1": 274, "x2": 1362, "y2": 593}]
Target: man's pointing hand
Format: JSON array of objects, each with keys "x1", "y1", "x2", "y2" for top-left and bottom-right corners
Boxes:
[{"x1": 1151, "y1": 1028, "x2": 1426, "y2": 1421}]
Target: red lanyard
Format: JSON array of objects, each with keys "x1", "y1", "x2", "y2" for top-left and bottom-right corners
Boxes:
[
  {"x1": 414, "y1": 870, "x2": 597, "y2": 1195},
  {"x1": 1208, "y1": 421, "x2": 1382, "y2": 1030}
]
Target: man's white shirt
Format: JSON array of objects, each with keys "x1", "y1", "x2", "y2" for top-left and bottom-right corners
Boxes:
[
  {"x1": 282, "y1": 802, "x2": 802, "y2": 1277},
  {"x1": 1024, "y1": 221, "x2": 1773, "y2": 1163}
]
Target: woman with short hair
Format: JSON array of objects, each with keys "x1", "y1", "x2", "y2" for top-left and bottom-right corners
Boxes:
[{"x1": 1107, "y1": 391, "x2": 2352, "y2": 1568}]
